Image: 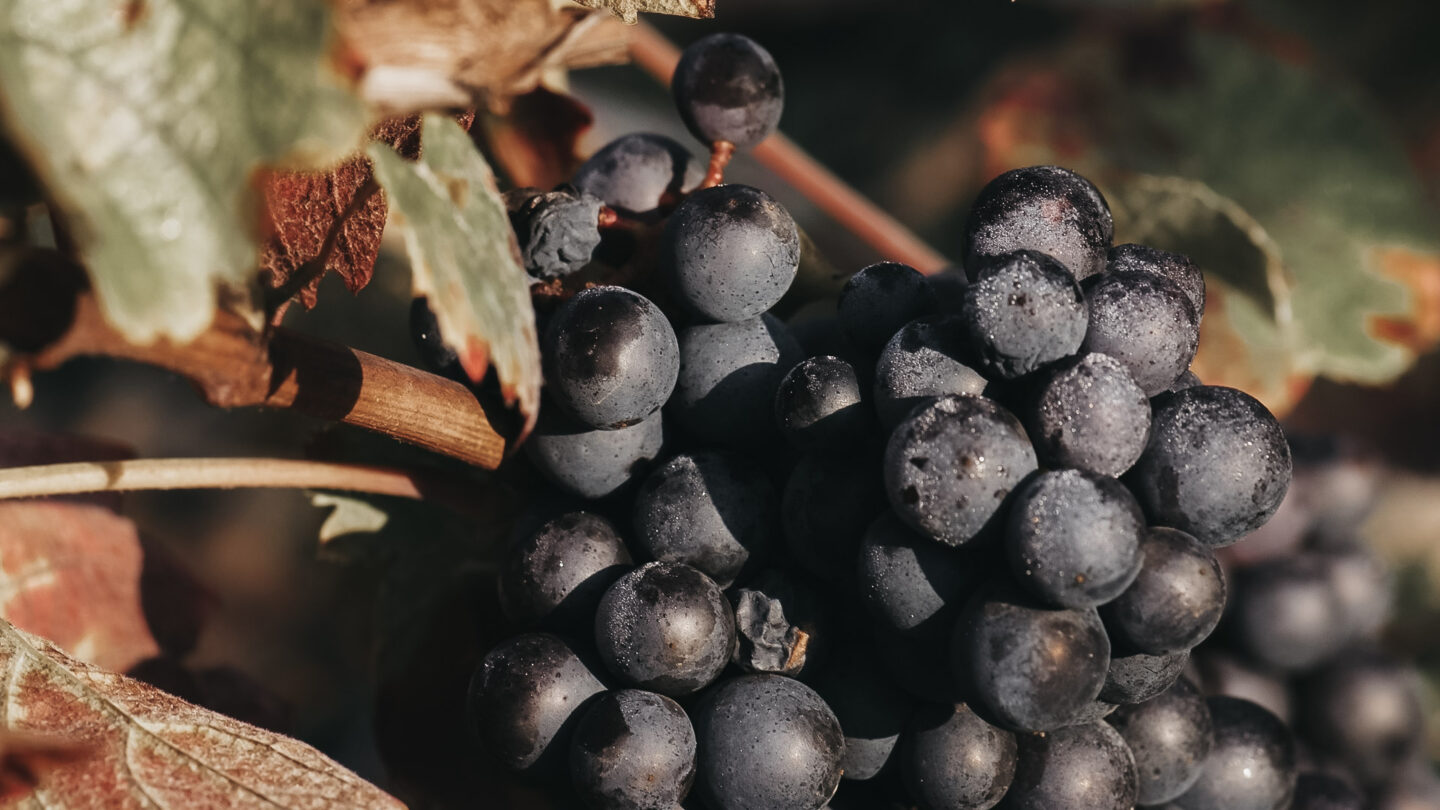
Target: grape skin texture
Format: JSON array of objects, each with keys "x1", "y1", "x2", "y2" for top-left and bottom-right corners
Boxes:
[
  {"x1": 958, "y1": 250, "x2": 1087, "y2": 380},
  {"x1": 661, "y1": 184, "x2": 799, "y2": 322},
  {"x1": 692, "y1": 675, "x2": 845, "y2": 810},
  {"x1": 572, "y1": 133, "x2": 703, "y2": 220},
  {"x1": 467, "y1": 633, "x2": 606, "y2": 774},
  {"x1": 543, "y1": 286, "x2": 680, "y2": 429},
  {"x1": 1106, "y1": 677, "x2": 1214, "y2": 806},
  {"x1": 836, "y1": 262, "x2": 936, "y2": 356},
  {"x1": 1174, "y1": 697, "x2": 1296, "y2": 810},
  {"x1": 952, "y1": 586, "x2": 1111, "y2": 732},
  {"x1": 901, "y1": 703, "x2": 1017, "y2": 810},
  {"x1": 964, "y1": 165, "x2": 1114, "y2": 281},
  {"x1": 1003, "y1": 721, "x2": 1138, "y2": 810},
  {"x1": 1128, "y1": 385, "x2": 1292, "y2": 547},
  {"x1": 774, "y1": 355, "x2": 869, "y2": 449},
  {"x1": 672, "y1": 313, "x2": 803, "y2": 448},
  {"x1": 872, "y1": 316, "x2": 988, "y2": 430},
  {"x1": 507, "y1": 187, "x2": 603, "y2": 280},
  {"x1": 569, "y1": 689, "x2": 697, "y2": 810},
  {"x1": 1103, "y1": 527, "x2": 1226, "y2": 655},
  {"x1": 1108, "y1": 242, "x2": 1206, "y2": 318},
  {"x1": 856, "y1": 511, "x2": 977, "y2": 637},
  {"x1": 1005, "y1": 468, "x2": 1144, "y2": 609},
  {"x1": 631, "y1": 452, "x2": 777, "y2": 589},
  {"x1": 1029, "y1": 352, "x2": 1150, "y2": 476},
  {"x1": 594, "y1": 562, "x2": 736, "y2": 696},
  {"x1": 499, "y1": 512, "x2": 632, "y2": 630},
  {"x1": 1082, "y1": 271, "x2": 1199, "y2": 396},
  {"x1": 1099, "y1": 648, "x2": 1189, "y2": 705},
  {"x1": 883, "y1": 395, "x2": 1037, "y2": 546},
  {"x1": 672, "y1": 33, "x2": 784, "y2": 149},
  {"x1": 525, "y1": 408, "x2": 665, "y2": 500}
]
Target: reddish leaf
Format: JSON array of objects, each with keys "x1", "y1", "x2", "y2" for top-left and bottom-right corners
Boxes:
[
  {"x1": 0, "y1": 729, "x2": 93, "y2": 803},
  {"x1": 479, "y1": 87, "x2": 595, "y2": 191},
  {"x1": 0, "y1": 619, "x2": 402, "y2": 808},
  {"x1": 1369, "y1": 247, "x2": 1440, "y2": 352}
]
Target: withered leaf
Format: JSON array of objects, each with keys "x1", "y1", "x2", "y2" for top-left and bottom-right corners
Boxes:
[
  {"x1": 0, "y1": 618, "x2": 403, "y2": 808},
  {"x1": 0, "y1": 729, "x2": 93, "y2": 803},
  {"x1": 478, "y1": 88, "x2": 594, "y2": 191},
  {"x1": 570, "y1": 0, "x2": 716, "y2": 24}
]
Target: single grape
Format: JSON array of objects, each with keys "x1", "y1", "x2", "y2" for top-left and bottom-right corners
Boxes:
[
  {"x1": 543, "y1": 286, "x2": 679, "y2": 429},
  {"x1": 857, "y1": 511, "x2": 978, "y2": 638},
  {"x1": 1290, "y1": 773, "x2": 1364, "y2": 810},
  {"x1": 952, "y1": 585, "x2": 1111, "y2": 732},
  {"x1": 1229, "y1": 554, "x2": 1346, "y2": 671},
  {"x1": 672, "y1": 33, "x2": 784, "y2": 149},
  {"x1": 1102, "y1": 527, "x2": 1226, "y2": 654},
  {"x1": 813, "y1": 649, "x2": 916, "y2": 781},
  {"x1": 468, "y1": 633, "x2": 606, "y2": 774},
  {"x1": 499, "y1": 512, "x2": 633, "y2": 631},
  {"x1": 901, "y1": 703, "x2": 1017, "y2": 810},
  {"x1": 1099, "y1": 649, "x2": 1189, "y2": 705},
  {"x1": 1028, "y1": 352, "x2": 1151, "y2": 476},
  {"x1": 661, "y1": 184, "x2": 799, "y2": 322},
  {"x1": 836, "y1": 262, "x2": 937, "y2": 357},
  {"x1": 1005, "y1": 469, "x2": 1144, "y2": 609},
  {"x1": 872, "y1": 316, "x2": 988, "y2": 430},
  {"x1": 594, "y1": 562, "x2": 736, "y2": 696},
  {"x1": 1191, "y1": 650, "x2": 1293, "y2": 725},
  {"x1": 1173, "y1": 697, "x2": 1296, "y2": 810},
  {"x1": 673, "y1": 313, "x2": 804, "y2": 448},
  {"x1": 631, "y1": 452, "x2": 777, "y2": 589},
  {"x1": 1298, "y1": 652, "x2": 1424, "y2": 788},
  {"x1": 883, "y1": 394, "x2": 1037, "y2": 546},
  {"x1": 958, "y1": 250, "x2": 1087, "y2": 380},
  {"x1": 964, "y1": 165, "x2": 1113, "y2": 282},
  {"x1": 1081, "y1": 271, "x2": 1199, "y2": 396},
  {"x1": 570, "y1": 689, "x2": 697, "y2": 810},
  {"x1": 774, "y1": 355, "x2": 870, "y2": 449},
  {"x1": 1107, "y1": 243, "x2": 1205, "y2": 318},
  {"x1": 1003, "y1": 721, "x2": 1138, "y2": 810},
  {"x1": 525, "y1": 407, "x2": 665, "y2": 500},
  {"x1": 784, "y1": 449, "x2": 888, "y2": 585},
  {"x1": 1106, "y1": 677, "x2": 1214, "y2": 806},
  {"x1": 692, "y1": 675, "x2": 845, "y2": 810},
  {"x1": 1128, "y1": 385, "x2": 1292, "y2": 546},
  {"x1": 1316, "y1": 546, "x2": 1392, "y2": 642},
  {"x1": 571, "y1": 133, "x2": 703, "y2": 220},
  {"x1": 505, "y1": 186, "x2": 604, "y2": 280}
]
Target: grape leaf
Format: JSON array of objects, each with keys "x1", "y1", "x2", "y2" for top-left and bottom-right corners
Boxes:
[
  {"x1": 0, "y1": 0, "x2": 369, "y2": 345},
  {"x1": 478, "y1": 88, "x2": 594, "y2": 192},
  {"x1": 569, "y1": 0, "x2": 716, "y2": 24},
  {"x1": 0, "y1": 618, "x2": 403, "y2": 808},
  {"x1": 369, "y1": 114, "x2": 541, "y2": 434}
]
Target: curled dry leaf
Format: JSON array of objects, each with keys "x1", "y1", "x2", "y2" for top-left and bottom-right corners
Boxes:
[
  {"x1": 478, "y1": 88, "x2": 595, "y2": 191},
  {"x1": 0, "y1": 619, "x2": 403, "y2": 809},
  {"x1": 570, "y1": 0, "x2": 716, "y2": 24}
]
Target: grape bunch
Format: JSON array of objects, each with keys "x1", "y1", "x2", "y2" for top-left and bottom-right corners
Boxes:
[{"x1": 434, "y1": 30, "x2": 1394, "y2": 810}]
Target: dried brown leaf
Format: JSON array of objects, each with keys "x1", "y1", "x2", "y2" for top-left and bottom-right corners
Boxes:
[
  {"x1": 478, "y1": 88, "x2": 594, "y2": 190},
  {"x1": 0, "y1": 619, "x2": 403, "y2": 808},
  {"x1": 569, "y1": 0, "x2": 715, "y2": 24},
  {"x1": 0, "y1": 729, "x2": 93, "y2": 803}
]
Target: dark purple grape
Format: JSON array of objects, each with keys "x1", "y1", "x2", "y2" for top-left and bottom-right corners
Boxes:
[
  {"x1": 543, "y1": 286, "x2": 679, "y2": 429},
  {"x1": 526, "y1": 407, "x2": 666, "y2": 500},
  {"x1": 1174, "y1": 697, "x2": 1296, "y2": 810},
  {"x1": 673, "y1": 313, "x2": 803, "y2": 448},
  {"x1": 784, "y1": 449, "x2": 888, "y2": 585},
  {"x1": 813, "y1": 650, "x2": 916, "y2": 782},
  {"x1": 594, "y1": 562, "x2": 735, "y2": 696},
  {"x1": 1081, "y1": 271, "x2": 1199, "y2": 396},
  {"x1": 1191, "y1": 650, "x2": 1293, "y2": 725},
  {"x1": 692, "y1": 675, "x2": 844, "y2": 810},
  {"x1": 837, "y1": 262, "x2": 937, "y2": 356},
  {"x1": 958, "y1": 250, "x2": 1087, "y2": 380},
  {"x1": 631, "y1": 452, "x2": 777, "y2": 589},
  {"x1": 1028, "y1": 352, "x2": 1150, "y2": 476},
  {"x1": 468, "y1": 633, "x2": 606, "y2": 774},
  {"x1": 1003, "y1": 721, "x2": 1137, "y2": 810},
  {"x1": 570, "y1": 689, "x2": 697, "y2": 810},
  {"x1": 730, "y1": 569, "x2": 832, "y2": 680},
  {"x1": 901, "y1": 703, "x2": 1017, "y2": 810},
  {"x1": 1107, "y1": 243, "x2": 1205, "y2": 318},
  {"x1": 1128, "y1": 385, "x2": 1292, "y2": 547},
  {"x1": 964, "y1": 166, "x2": 1114, "y2": 282},
  {"x1": 1298, "y1": 653, "x2": 1424, "y2": 788},
  {"x1": 505, "y1": 186, "x2": 604, "y2": 280},
  {"x1": 572, "y1": 132, "x2": 703, "y2": 220},
  {"x1": 499, "y1": 512, "x2": 633, "y2": 631},
  {"x1": 857, "y1": 511, "x2": 978, "y2": 638},
  {"x1": 872, "y1": 316, "x2": 988, "y2": 430},
  {"x1": 1291, "y1": 773, "x2": 1364, "y2": 810},
  {"x1": 661, "y1": 184, "x2": 799, "y2": 322},
  {"x1": 1229, "y1": 554, "x2": 1347, "y2": 671},
  {"x1": 774, "y1": 355, "x2": 870, "y2": 449},
  {"x1": 952, "y1": 585, "x2": 1110, "y2": 732},
  {"x1": 1106, "y1": 677, "x2": 1213, "y2": 806},
  {"x1": 1103, "y1": 528, "x2": 1225, "y2": 655},
  {"x1": 1005, "y1": 469, "x2": 1144, "y2": 609},
  {"x1": 672, "y1": 33, "x2": 784, "y2": 149},
  {"x1": 883, "y1": 395, "x2": 1037, "y2": 546},
  {"x1": 1099, "y1": 649, "x2": 1189, "y2": 705}
]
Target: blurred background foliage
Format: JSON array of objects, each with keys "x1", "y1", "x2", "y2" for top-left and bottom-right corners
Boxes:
[{"x1": 3, "y1": 0, "x2": 1440, "y2": 801}]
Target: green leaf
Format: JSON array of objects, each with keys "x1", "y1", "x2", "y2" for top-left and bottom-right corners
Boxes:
[
  {"x1": 568, "y1": 0, "x2": 716, "y2": 24},
  {"x1": 0, "y1": 0, "x2": 368, "y2": 344},
  {"x1": 368, "y1": 114, "x2": 541, "y2": 431}
]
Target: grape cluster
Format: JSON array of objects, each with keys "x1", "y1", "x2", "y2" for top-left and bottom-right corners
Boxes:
[{"x1": 442, "y1": 31, "x2": 1409, "y2": 810}]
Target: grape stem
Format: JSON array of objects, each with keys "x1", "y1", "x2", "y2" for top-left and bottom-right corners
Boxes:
[
  {"x1": 627, "y1": 23, "x2": 951, "y2": 273},
  {"x1": 699, "y1": 140, "x2": 735, "y2": 189}
]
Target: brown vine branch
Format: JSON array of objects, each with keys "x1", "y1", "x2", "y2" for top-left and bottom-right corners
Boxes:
[{"x1": 627, "y1": 23, "x2": 951, "y2": 274}]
